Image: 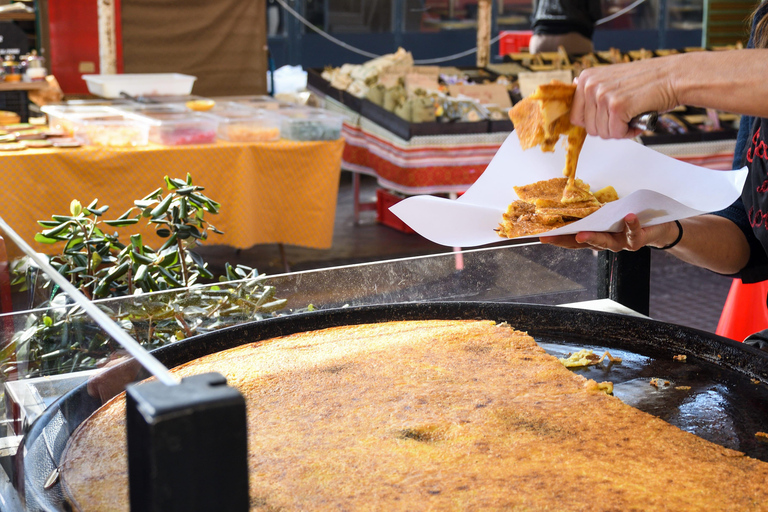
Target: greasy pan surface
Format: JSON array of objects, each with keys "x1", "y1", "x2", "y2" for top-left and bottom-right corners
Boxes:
[{"x1": 21, "y1": 302, "x2": 768, "y2": 511}]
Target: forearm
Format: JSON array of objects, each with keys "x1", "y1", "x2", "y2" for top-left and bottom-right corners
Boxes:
[
  {"x1": 664, "y1": 215, "x2": 751, "y2": 275},
  {"x1": 673, "y1": 50, "x2": 768, "y2": 118},
  {"x1": 572, "y1": 49, "x2": 768, "y2": 138}
]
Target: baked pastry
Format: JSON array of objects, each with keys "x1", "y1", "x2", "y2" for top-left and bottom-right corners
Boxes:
[
  {"x1": 508, "y1": 80, "x2": 589, "y2": 203},
  {"x1": 497, "y1": 177, "x2": 617, "y2": 238},
  {"x1": 61, "y1": 320, "x2": 768, "y2": 511}
]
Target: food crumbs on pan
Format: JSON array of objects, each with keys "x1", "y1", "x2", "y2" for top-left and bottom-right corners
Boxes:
[
  {"x1": 584, "y1": 379, "x2": 614, "y2": 395},
  {"x1": 649, "y1": 378, "x2": 670, "y2": 388},
  {"x1": 756, "y1": 432, "x2": 768, "y2": 443},
  {"x1": 558, "y1": 349, "x2": 622, "y2": 368},
  {"x1": 673, "y1": 354, "x2": 687, "y2": 362},
  {"x1": 675, "y1": 386, "x2": 691, "y2": 391},
  {"x1": 751, "y1": 379, "x2": 761, "y2": 385},
  {"x1": 599, "y1": 351, "x2": 622, "y2": 364}
]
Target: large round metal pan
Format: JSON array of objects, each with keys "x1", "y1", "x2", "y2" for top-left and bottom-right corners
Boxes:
[{"x1": 19, "y1": 302, "x2": 768, "y2": 511}]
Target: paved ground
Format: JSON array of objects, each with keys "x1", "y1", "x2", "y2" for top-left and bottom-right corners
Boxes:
[
  {"x1": 197, "y1": 172, "x2": 734, "y2": 334},
  {"x1": 649, "y1": 250, "x2": 733, "y2": 333}
]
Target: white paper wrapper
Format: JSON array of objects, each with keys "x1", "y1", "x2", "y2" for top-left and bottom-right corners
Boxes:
[{"x1": 390, "y1": 133, "x2": 748, "y2": 247}]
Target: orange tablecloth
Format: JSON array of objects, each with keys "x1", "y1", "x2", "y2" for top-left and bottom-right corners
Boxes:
[{"x1": 1, "y1": 139, "x2": 345, "y2": 255}]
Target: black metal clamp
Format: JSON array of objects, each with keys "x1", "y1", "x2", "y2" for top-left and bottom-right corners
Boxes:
[{"x1": 126, "y1": 372, "x2": 249, "y2": 512}]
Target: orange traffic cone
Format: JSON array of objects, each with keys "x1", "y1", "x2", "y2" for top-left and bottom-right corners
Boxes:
[{"x1": 716, "y1": 278, "x2": 768, "y2": 341}]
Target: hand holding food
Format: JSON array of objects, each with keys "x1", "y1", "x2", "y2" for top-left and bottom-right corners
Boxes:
[
  {"x1": 508, "y1": 80, "x2": 588, "y2": 202},
  {"x1": 539, "y1": 213, "x2": 665, "y2": 251},
  {"x1": 499, "y1": 80, "x2": 618, "y2": 239},
  {"x1": 570, "y1": 56, "x2": 682, "y2": 139}
]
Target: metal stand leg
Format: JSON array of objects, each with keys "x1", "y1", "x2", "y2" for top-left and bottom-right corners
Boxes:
[
  {"x1": 353, "y1": 171, "x2": 362, "y2": 224},
  {"x1": 352, "y1": 171, "x2": 377, "y2": 225},
  {"x1": 597, "y1": 248, "x2": 651, "y2": 316}
]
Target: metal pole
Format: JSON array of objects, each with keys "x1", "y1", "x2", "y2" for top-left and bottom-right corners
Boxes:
[{"x1": 658, "y1": 0, "x2": 669, "y2": 49}]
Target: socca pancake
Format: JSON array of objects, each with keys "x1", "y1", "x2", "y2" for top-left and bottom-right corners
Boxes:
[
  {"x1": 498, "y1": 177, "x2": 612, "y2": 239},
  {"x1": 61, "y1": 320, "x2": 768, "y2": 511}
]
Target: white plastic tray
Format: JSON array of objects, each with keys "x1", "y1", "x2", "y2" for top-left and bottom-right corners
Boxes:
[{"x1": 81, "y1": 73, "x2": 197, "y2": 99}]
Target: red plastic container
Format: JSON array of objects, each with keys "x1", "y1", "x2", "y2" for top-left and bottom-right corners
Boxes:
[
  {"x1": 499, "y1": 30, "x2": 533, "y2": 56},
  {"x1": 376, "y1": 188, "x2": 416, "y2": 234}
]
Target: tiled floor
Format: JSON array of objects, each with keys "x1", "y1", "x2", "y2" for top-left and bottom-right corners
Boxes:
[{"x1": 197, "y1": 171, "x2": 734, "y2": 334}]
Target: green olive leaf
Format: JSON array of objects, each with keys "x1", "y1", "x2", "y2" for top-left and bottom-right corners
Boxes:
[
  {"x1": 34, "y1": 233, "x2": 59, "y2": 244},
  {"x1": 103, "y1": 218, "x2": 140, "y2": 227}
]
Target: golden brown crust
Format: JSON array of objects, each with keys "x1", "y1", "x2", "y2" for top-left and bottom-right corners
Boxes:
[
  {"x1": 508, "y1": 81, "x2": 589, "y2": 203},
  {"x1": 61, "y1": 394, "x2": 129, "y2": 512},
  {"x1": 499, "y1": 178, "x2": 603, "y2": 238},
  {"x1": 62, "y1": 320, "x2": 768, "y2": 512}
]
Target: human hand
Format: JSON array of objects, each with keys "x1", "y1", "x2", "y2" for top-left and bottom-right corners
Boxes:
[
  {"x1": 87, "y1": 354, "x2": 143, "y2": 403},
  {"x1": 571, "y1": 56, "x2": 682, "y2": 139},
  {"x1": 539, "y1": 214, "x2": 676, "y2": 252}
]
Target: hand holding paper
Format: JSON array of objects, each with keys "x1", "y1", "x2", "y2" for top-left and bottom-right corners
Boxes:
[{"x1": 389, "y1": 133, "x2": 747, "y2": 248}]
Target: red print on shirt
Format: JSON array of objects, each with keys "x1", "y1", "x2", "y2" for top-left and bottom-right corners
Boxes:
[
  {"x1": 748, "y1": 126, "x2": 768, "y2": 164},
  {"x1": 749, "y1": 205, "x2": 768, "y2": 229}
]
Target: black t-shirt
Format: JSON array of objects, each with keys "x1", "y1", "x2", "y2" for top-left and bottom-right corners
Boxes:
[
  {"x1": 708, "y1": 1, "x2": 768, "y2": 282},
  {"x1": 711, "y1": 117, "x2": 768, "y2": 283},
  {"x1": 735, "y1": 118, "x2": 768, "y2": 281},
  {"x1": 742, "y1": 119, "x2": 768, "y2": 241}
]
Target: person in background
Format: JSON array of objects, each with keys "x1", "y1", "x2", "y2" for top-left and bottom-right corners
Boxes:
[
  {"x1": 541, "y1": 2, "x2": 768, "y2": 285},
  {"x1": 529, "y1": 0, "x2": 602, "y2": 54}
]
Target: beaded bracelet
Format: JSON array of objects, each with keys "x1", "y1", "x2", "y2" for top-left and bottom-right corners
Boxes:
[{"x1": 654, "y1": 220, "x2": 683, "y2": 250}]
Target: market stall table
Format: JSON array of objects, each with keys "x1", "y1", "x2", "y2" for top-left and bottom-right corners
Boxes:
[{"x1": 0, "y1": 139, "x2": 345, "y2": 256}]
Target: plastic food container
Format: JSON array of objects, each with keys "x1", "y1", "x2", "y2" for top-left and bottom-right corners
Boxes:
[
  {"x1": 279, "y1": 108, "x2": 343, "y2": 141},
  {"x1": 114, "y1": 103, "x2": 189, "y2": 115},
  {"x1": 71, "y1": 115, "x2": 150, "y2": 148},
  {"x1": 209, "y1": 107, "x2": 281, "y2": 142},
  {"x1": 81, "y1": 73, "x2": 197, "y2": 99},
  {"x1": 136, "y1": 111, "x2": 219, "y2": 145},
  {"x1": 41, "y1": 105, "x2": 143, "y2": 139},
  {"x1": 212, "y1": 95, "x2": 287, "y2": 110},
  {"x1": 57, "y1": 98, "x2": 134, "y2": 107},
  {"x1": 42, "y1": 105, "x2": 104, "y2": 135}
]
